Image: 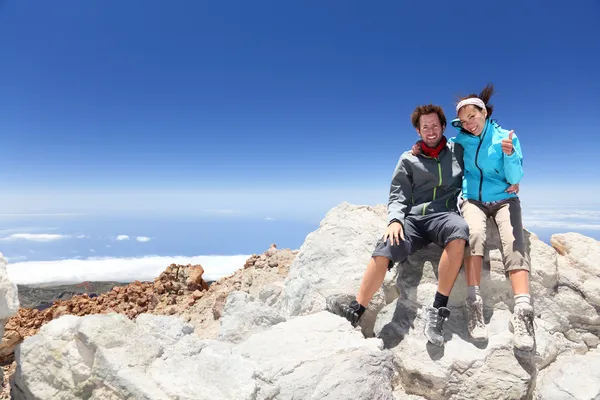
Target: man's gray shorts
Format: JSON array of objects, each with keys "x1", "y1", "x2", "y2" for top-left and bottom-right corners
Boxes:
[{"x1": 372, "y1": 211, "x2": 469, "y2": 270}]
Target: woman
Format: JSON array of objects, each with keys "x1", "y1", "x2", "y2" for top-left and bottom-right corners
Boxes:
[
  {"x1": 412, "y1": 84, "x2": 534, "y2": 351},
  {"x1": 452, "y1": 84, "x2": 534, "y2": 351}
]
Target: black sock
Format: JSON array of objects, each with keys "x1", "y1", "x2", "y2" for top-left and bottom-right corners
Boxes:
[{"x1": 433, "y1": 292, "x2": 449, "y2": 309}]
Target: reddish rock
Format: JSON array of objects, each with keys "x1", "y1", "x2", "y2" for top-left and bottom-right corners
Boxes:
[{"x1": 192, "y1": 290, "x2": 203, "y2": 300}]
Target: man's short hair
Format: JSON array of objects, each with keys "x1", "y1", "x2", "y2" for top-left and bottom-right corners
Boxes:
[{"x1": 410, "y1": 104, "x2": 447, "y2": 129}]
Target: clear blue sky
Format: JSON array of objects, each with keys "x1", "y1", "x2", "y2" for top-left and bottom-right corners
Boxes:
[{"x1": 1, "y1": 0, "x2": 599, "y2": 215}]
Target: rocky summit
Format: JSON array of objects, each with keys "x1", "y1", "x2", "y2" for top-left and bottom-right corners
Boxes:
[{"x1": 1, "y1": 202, "x2": 599, "y2": 399}]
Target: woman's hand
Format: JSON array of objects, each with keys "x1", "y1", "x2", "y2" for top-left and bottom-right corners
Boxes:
[
  {"x1": 502, "y1": 131, "x2": 515, "y2": 155},
  {"x1": 506, "y1": 183, "x2": 519, "y2": 194}
]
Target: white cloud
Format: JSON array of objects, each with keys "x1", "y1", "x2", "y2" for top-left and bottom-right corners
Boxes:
[
  {"x1": 0, "y1": 213, "x2": 86, "y2": 218},
  {"x1": 136, "y1": 236, "x2": 151, "y2": 242},
  {"x1": 89, "y1": 249, "x2": 96, "y2": 253},
  {"x1": 523, "y1": 207, "x2": 600, "y2": 231},
  {"x1": 116, "y1": 235, "x2": 130, "y2": 241},
  {"x1": 5, "y1": 256, "x2": 28, "y2": 262},
  {"x1": 0, "y1": 233, "x2": 69, "y2": 242},
  {"x1": 6, "y1": 254, "x2": 251, "y2": 285},
  {"x1": 265, "y1": 217, "x2": 275, "y2": 221}
]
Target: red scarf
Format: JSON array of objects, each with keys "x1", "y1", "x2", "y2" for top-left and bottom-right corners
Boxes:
[{"x1": 420, "y1": 136, "x2": 447, "y2": 158}]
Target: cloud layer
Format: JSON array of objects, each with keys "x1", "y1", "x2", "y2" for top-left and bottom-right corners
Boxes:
[
  {"x1": 523, "y1": 208, "x2": 600, "y2": 231},
  {"x1": 0, "y1": 233, "x2": 69, "y2": 242},
  {"x1": 6, "y1": 254, "x2": 251, "y2": 285}
]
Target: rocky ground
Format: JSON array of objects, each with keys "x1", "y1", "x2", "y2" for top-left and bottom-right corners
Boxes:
[
  {"x1": 0, "y1": 244, "x2": 297, "y2": 399},
  {"x1": 2, "y1": 203, "x2": 600, "y2": 399}
]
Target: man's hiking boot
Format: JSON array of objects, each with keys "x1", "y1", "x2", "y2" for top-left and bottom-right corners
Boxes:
[
  {"x1": 466, "y1": 296, "x2": 488, "y2": 342},
  {"x1": 423, "y1": 306, "x2": 450, "y2": 347},
  {"x1": 327, "y1": 297, "x2": 365, "y2": 327},
  {"x1": 509, "y1": 303, "x2": 535, "y2": 351}
]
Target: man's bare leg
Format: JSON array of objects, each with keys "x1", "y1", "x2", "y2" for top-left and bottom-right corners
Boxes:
[
  {"x1": 330, "y1": 255, "x2": 391, "y2": 326},
  {"x1": 436, "y1": 239, "x2": 467, "y2": 296},
  {"x1": 356, "y1": 256, "x2": 390, "y2": 307}
]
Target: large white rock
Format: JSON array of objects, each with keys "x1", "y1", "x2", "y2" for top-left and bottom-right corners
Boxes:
[
  {"x1": 0, "y1": 252, "x2": 20, "y2": 384},
  {"x1": 275, "y1": 203, "x2": 600, "y2": 398},
  {"x1": 551, "y1": 233, "x2": 600, "y2": 309},
  {"x1": 534, "y1": 349, "x2": 600, "y2": 400},
  {"x1": 12, "y1": 311, "x2": 395, "y2": 400},
  {"x1": 11, "y1": 313, "x2": 272, "y2": 400},
  {"x1": 0, "y1": 252, "x2": 20, "y2": 321},
  {"x1": 375, "y1": 299, "x2": 534, "y2": 400},
  {"x1": 274, "y1": 203, "x2": 399, "y2": 336},
  {"x1": 232, "y1": 311, "x2": 395, "y2": 400},
  {"x1": 10, "y1": 203, "x2": 600, "y2": 400},
  {"x1": 217, "y1": 291, "x2": 286, "y2": 344}
]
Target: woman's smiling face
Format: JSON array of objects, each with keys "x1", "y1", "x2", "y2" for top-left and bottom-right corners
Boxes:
[{"x1": 458, "y1": 105, "x2": 487, "y2": 136}]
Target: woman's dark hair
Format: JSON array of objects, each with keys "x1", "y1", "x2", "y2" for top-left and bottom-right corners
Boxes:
[{"x1": 457, "y1": 83, "x2": 495, "y2": 118}]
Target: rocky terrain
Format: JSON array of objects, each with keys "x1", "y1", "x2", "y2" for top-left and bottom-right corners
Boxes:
[
  {"x1": 1, "y1": 203, "x2": 600, "y2": 399},
  {"x1": 0, "y1": 243, "x2": 297, "y2": 398}
]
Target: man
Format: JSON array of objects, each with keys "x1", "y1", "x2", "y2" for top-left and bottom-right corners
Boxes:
[{"x1": 330, "y1": 104, "x2": 469, "y2": 347}]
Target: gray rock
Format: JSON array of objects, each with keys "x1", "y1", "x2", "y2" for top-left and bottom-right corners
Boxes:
[
  {"x1": 11, "y1": 313, "x2": 273, "y2": 400},
  {"x1": 375, "y1": 300, "x2": 532, "y2": 400},
  {"x1": 0, "y1": 252, "x2": 20, "y2": 321},
  {"x1": 11, "y1": 311, "x2": 395, "y2": 400},
  {"x1": 534, "y1": 350, "x2": 600, "y2": 400},
  {"x1": 0, "y1": 252, "x2": 20, "y2": 384},
  {"x1": 232, "y1": 311, "x2": 395, "y2": 400},
  {"x1": 258, "y1": 282, "x2": 284, "y2": 306},
  {"x1": 274, "y1": 203, "x2": 400, "y2": 336},
  {"x1": 217, "y1": 291, "x2": 286, "y2": 344},
  {"x1": 9, "y1": 203, "x2": 600, "y2": 400}
]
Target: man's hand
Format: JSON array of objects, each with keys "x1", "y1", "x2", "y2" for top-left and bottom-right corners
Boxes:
[
  {"x1": 411, "y1": 142, "x2": 422, "y2": 156},
  {"x1": 383, "y1": 221, "x2": 404, "y2": 245},
  {"x1": 502, "y1": 131, "x2": 515, "y2": 155},
  {"x1": 506, "y1": 183, "x2": 519, "y2": 194}
]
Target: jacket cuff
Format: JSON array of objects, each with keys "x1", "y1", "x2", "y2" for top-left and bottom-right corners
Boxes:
[{"x1": 388, "y1": 217, "x2": 404, "y2": 227}]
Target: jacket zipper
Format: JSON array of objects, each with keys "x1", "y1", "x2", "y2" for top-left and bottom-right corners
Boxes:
[
  {"x1": 433, "y1": 158, "x2": 442, "y2": 200},
  {"x1": 474, "y1": 129, "x2": 487, "y2": 201},
  {"x1": 420, "y1": 149, "x2": 444, "y2": 215}
]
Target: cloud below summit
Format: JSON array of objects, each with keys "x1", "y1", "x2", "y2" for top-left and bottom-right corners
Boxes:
[
  {"x1": 0, "y1": 233, "x2": 70, "y2": 242},
  {"x1": 6, "y1": 254, "x2": 251, "y2": 285}
]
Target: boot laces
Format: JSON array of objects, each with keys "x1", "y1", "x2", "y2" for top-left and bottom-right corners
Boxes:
[{"x1": 514, "y1": 306, "x2": 536, "y2": 337}]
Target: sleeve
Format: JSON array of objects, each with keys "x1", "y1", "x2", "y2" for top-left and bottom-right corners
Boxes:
[
  {"x1": 387, "y1": 156, "x2": 413, "y2": 226},
  {"x1": 451, "y1": 140, "x2": 465, "y2": 171},
  {"x1": 503, "y1": 132, "x2": 524, "y2": 184}
]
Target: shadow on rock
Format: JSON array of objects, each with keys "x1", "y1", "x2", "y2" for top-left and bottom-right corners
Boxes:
[
  {"x1": 426, "y1": 341, "x2": 445, "y2": 360},
  {"x1": 377, "y1": 299, "x2": 419, "y2": 349}
]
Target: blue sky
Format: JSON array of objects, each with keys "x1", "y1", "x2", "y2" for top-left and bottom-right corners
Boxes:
[{"x1": 0, "y1": 1, "x2": 599, "y2": 282}]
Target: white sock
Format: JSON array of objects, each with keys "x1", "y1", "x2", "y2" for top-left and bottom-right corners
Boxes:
[
  {"x1": 514, "y1": 294, "x2": 531, "y2": 308},
  {"x1": 467, "y1": 285, "x2": 480, "y2": 301}
]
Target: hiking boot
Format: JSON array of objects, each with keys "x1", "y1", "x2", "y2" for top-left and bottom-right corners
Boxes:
[
  {"x1": 327, "y1": 298, "x2": 365, "y2": 327},
  {"x1": 509, "y1": 303, "x2": 535, "y2": 351},
  {"x1": 423, "y1": 306, "x2": 450, "y2": 347},
  {"x1": 466, "y1": 296, "x2": 488, "y2": 342}
]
